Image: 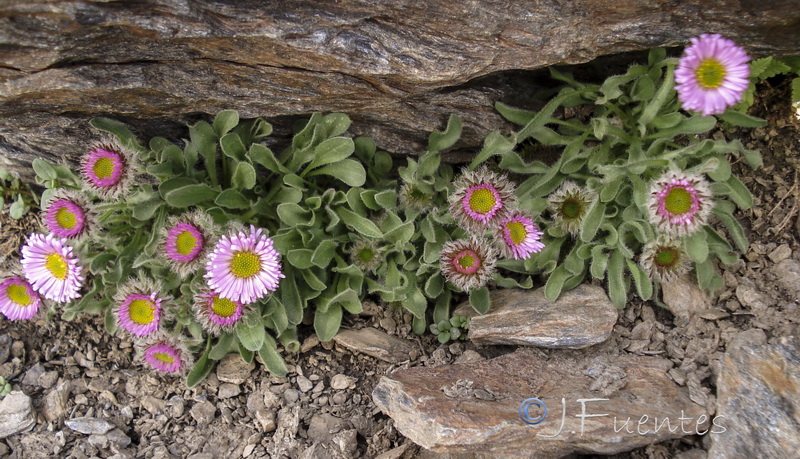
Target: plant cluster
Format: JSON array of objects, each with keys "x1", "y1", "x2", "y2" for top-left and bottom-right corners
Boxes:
[
  {"x1": 0, "y1": 168, "x2": 39, "y2": 220},
  {"x1": 0, "y1": 34, "x2": 786, "y2": 384}
]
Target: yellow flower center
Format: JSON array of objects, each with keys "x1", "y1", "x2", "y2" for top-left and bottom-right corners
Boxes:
[
  {"x1": 665, "y1": 188, "x2": 692, "y2": 215},
  {"x1": 230, "y1": 251, "x2": 261, "y2": 278},
  {"x1": 92, "y1": 157, "x2": 116, "y2": 179},
  {"x1": 45, "y1": 253, "x2": 68, "y2": 280},
  {"x1": 561, "y1": 199, "x2": 582, "y2": 219},
  {"x1": 695, "y1": 59, "x2": 727, "y2": 89},
  {"x1": 6, "y1": 284, "x2": 32, "y2": 306},
  {"x1": 506, "y1": 221, "x2": 528, "y2": 245},
  {"x1": 211, "y1": 296, "x2": 237, "y2": 318},
  {"x1": 55, "y1": 207, "x2": 78, "y2": 230},
  {"x1": 176, "y1": 231, "x2": 199, "y2": 256},
  {"x1": 468, "y1": 188, "x2": 497, "y2": 215},
  {"x1": 153, "y1": 352, "x2": 175, "y2": 364},
  {"x1": 129, "y1": 299, "x2": 156, "y2": 325},
  {"x1": 655, "y1": 247, "x2": 680, "y2": 268},
  {"x1": 457, "y1": 254, "x2": 476, "y2": 270}
]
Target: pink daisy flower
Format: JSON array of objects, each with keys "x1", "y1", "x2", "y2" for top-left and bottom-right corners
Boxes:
[
  {"x1": 160, "y1": 210, "x2": 217, "y2": 279},
  {"x1": 114, "y1": 276, "x2": 166, "y2": 338},
  {"x1": 497, "y1": 212, "x2": 545, "y2": 260},
  {"x1": 194, "y1": 290, "x2": 249, "y2": 335},
  {"x1": 143, "y1": 341, "x2": 189, "y2": 374},
  {"x1": 439, "y1": 237, "x2": 497, "y2": 292},
  {"x1": 81, "y1": 139, "x2": 135, "y2": 199},
  {"x1": 205, "y1": 225, "x2": 284, "y2": 304},
  {"x1": 449, "y1": 167, "x2": 517, "y2": 232},
  {"x1": 0, "y1": 276, "x2": 42, "y2": 321},
  {"x1": 21, "y1": 233, "x2": 84, "y2": 303},
  {"x1": 675, "y1": 34, "x2": 750, "y2": 116},
  {"x1": 41, "y1": 189, "x2": 95, "y2": 239},
  {"x1": 166, "y1": 223, "x2": 205, "y2": 262},
  {"x1": 648, "y1": 171, "x2": 712, "y2": 237}
]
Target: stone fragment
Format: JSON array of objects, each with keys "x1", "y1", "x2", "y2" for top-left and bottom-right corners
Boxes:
[
  {"x1": 735, "y1": 284, "x2": 771, "y2": 310},
  {"x1": 767, "y1": 244, "x2": 791, "y2": 263},
  {"x1": 461, "y1": 285, "x2": 617, "y2": 349},
  {"x1": 770, "y1": 258, "x2": 800, "y2": 299},
  {"x1": 296, "y1": 375, "x2": 313, "y2": 393},
  {"x1": 246, "y1": 392, "x2": 277, "y2": 432},
  {"x1": 300, "y1": 335, "x2": 320, "y2": 353},
  {"x1": 308, "y1": 413, "x2": 350, "y2": 441},
  {"x1": 330, "y1": 374, "x2": 358, "y2": 390},
  {"x1": 333, "y1": 328, "x2": 415, "y2": 363},
  {"x1": 218, "y1": 383, "x2": 241, "y2": 400},
  {"x1": 375, "y1": 444, "x2": 410, "y2": 459},
  {"x1": 0, "y1": 391, "x2": 35, "y2": 439},
  {"x1": 21, "y1": 363, "x2": 44, "y2": 386},
  {"x1": 373, "y1": 348, "x2": 707, "y2": 457},
  {"x1": 42, "y1": 381, "x2": 71, "y2": 422},
  {"x1": 661, "y1": 276, "x2": 710, "y2": 325},
  {"x1": 709, "y1": 336, "x2": 800, "y2": 459},
  {"x1": 216, "y1": 354, "x2": 255, "y2": 384},
  {"x1": 190, "y1": 401, "x2": 217, "y2": 425},
  {"x1": 64, "y1": 417, "x2": 115, "y2": 435},
  {"x1": 140, "y1": 395, "x2": 167, "y2": 415},
  {"x1": 38, "y1": 371, "x2": 59, "y2": 389},
  {"x1": 332, "y1": 429, "x2": 358, "y2": 456},
  {"x1": 0, "y1": 335, "x2": 10, "y2": 365},
  {"x1": 106, "y1": 428, "x2": 132, "y2": 448}
]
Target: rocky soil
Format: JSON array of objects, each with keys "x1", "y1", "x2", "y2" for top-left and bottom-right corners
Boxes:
[{"x1": 0, "y1": 79, "x2": 798, "y2": 459}]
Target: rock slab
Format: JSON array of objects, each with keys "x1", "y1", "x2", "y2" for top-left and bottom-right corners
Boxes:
[
  {"x1": 0, "y1": 391, "x2": 35, "y2": 439},
  {"x1": 460, "y1": 285, "x2": 618, "y2": 349},
  {"x1": 709, "y1": 336, "x2": 800, "y2": 459},
  {"x1": 373, "y1": 348, "x2": 708, "y2": 458},
  {"x1": 334, "y1": 328, "x2": 414, "y2": 364}
]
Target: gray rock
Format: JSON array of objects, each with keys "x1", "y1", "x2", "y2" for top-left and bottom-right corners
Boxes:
[
  {"x1": 296, "y1": 376, "x2": 314, "y2": 393},
  {"x1": 332, "y1": 429, "x2": 358, "y2": 456},
  {"x1": 333, "y1": 328, "x2": 415, "y2": 363},
  {"x1": 88, "y1": 434, "x2": 109, "y2": 449},
  {"x1": 375, "y1": 444, "x2": 410, "y2": 459},
  {"x1": 140, "y1": 395, "x2": 167, "y2": 415},
  {"x1": 0, "y1": 335, "x2": 11, "y2": 365},
  {"x1": 768, "y1": 244, "x2": 792, "y2": 263},
  {"x1": 246, "y1": 392, "x2": 277, "y2": 432},
  {"x1": 64, "y1": 417, "x2": 115, "y2": 435},
  {"x1": 0, "y1": 391, "x2": 35, "y2": 439},
  {"x1": 218, "y1": 383, "x2": 241, "y2": 400},
  {"x1": 308, "y1": 413, "x2": 350, "y2": 441},
  {"x1": 460, "y1": 284, "x2": 618, "y2": 349},
  {"x1": 330, "y1": 374, "x2": 357, "y2": 391},
  {"x1": 770, "y1": 259, "x2": 800, "y2": 299},
  {"x1": 709, "y1": 336, "x2": 800, "y2": 459},
  {"x1": 21, "y1": 363, "x2": 44, "y2": 386},
  {"x1": 106, "y1": 428, "x2": 132, "y2": 448},
  {"x1": 42, "y1": 381, "x2": 71, "y2": 422},
  {"x1": 38, "y1": 371, "x2": 59, "y2": 389},
  {"x1": 190, "y1": 401, "x2": 216, "y2": 425},
  {"x1": 373, "y1": 347, "x2": 707, "y2": 457},
  {"x1": 216, "y1": 354, "x2": 254, "y2": 385},
  {"x1": 661, "y1": 276, "x2": 710, "y2": 325}
]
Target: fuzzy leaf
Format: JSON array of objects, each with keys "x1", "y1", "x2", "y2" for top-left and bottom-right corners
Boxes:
[
  {"x1": 307, "y1": 159, "x2": 366, "y2": 187},
  {"x1": 164, "y1": 184, "x2": 218, "y2": 207},
  {"x1": 469, "y1": 286, "x2": 491, "y2": 314},
  {"x1": 428, "y1": 115, "x2": 462, "y2": 153},
  {"x1": 248, "y1": 144, "x2": 289, "y2": 174},
  {"x1": 307, "y1": 137, "x2": 355, "y2": 171},
  {"x1": 579, "y1": 200, "x2": 604, "y2": 243},
  {"x1": 236, "y1": 320, "x2": 266, "y2": 352},
  {"x1": 338, "y1": 208, "x2": 382, "y2": 238},
  {"x1": 717, "y1": 111, "x2": 768, "y2": 128},
  {"x1": 685, "y1": 230, "x2": 709, "y2": 263},
  {"x1": 186, "y1": 339, "x2": 213, "y2": 388},
  {"x1": 287, "y1": 249, "x2": 315, "y2": 269},
  {"x1": 607, "y1": 250, "x2": 626, "y2": 308},
  {"x1": 792, "y1": 77, "x2": 800, "y2": 103},
  {"x1": 220, "y1": 132, "x2": 247, "y2": 161},
  {"x1": 625, "y1": 259, "x2": 653, "y2": 301},
  {"x1": 90, "y1": 117, "x2": 141, "y2": 149},
  {"x1": 213, "y1": 110, "x2": 240, "y2": 137},
  {"x1": 215, "y1": 189, "x2": 250, "y2": 209},
  {"x1": 314, "y1": 304, "x2": 343, "y2": 342},
  {"x1": 232, "y1": 162, "x2": 257, "y2": 189},
  {"x1": 32, "y1": 159, "x2": 58, "y2": 181},
  {"x1": 544, "y1": 265, "x2": 570, "y2": 302},
  {"x1": 258, "y1": 336, "x2": 289, "y2": 377}
]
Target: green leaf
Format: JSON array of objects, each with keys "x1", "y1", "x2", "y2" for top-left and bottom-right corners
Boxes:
[
  {"x1": 209, "y1": 333, "x2": 237, "y2": 360},
  {"x1": 579, "y1": 200, "x2": 604, "y2": 243},
  {"x1": 469, "y1": 286, "x2": 491, "y2": 314},
  {"x1": 248, "y1": 144, "x2": 289, "y2": 174},
  {"x1": 311, "y1": 240, "x2": 337, "y2": 268},
  {"x1": 232, "y1": 162, "x2": 257, "y2": 190},
  {"x1": 213, "y1": 110, "x2": 240, "y2": 137},
  {"x1": 90, "y1": 117, "x2": 141, "y2": 148},
  {"x1": 32, "y1": 159, "x2": 57, "y2": 181},
  {"x1": 713, "y1": 206, "x2": 749, "y2": 253},
  {"x1": 338, "y1": 208, "x2": 382, "y2": 238},
  {"x1": 131, "y1": 195, "x2": 163, "y2": 221},
  {"x1": 402, "y1": 286, "x2": 427, "y2": 319},
  {"x1": 277, "y1": 203, "x2": 313, "y2": 226},
  {"x1": 750, "y1": 57, "x2": 791, "y2": 79},
  {"x1": 544, "y1": 265, "x2": 570, "y2": 302},
  {"x1": 257, "y1": 336, "x2": 288, "y2": 376},
  {"x1": 306, "y1": 159, "x2": 366, "y2": 187},
  {"x1": 685, "y1": 230, "x2": 709, "y2": 263},
  {"x1": 722, "y1": 175, "x2": 754, "y2": 209},
  {"x1": 189, "y1": 121, "x2": 219, "y2": 186},
  {"x1": 468, "y1": 131, "x2": 516, "y2": 170},
  {"x1": 625, "y1": 259, "x2": 653, "y2": 301},
  {"x1": 307, "y1": 137, "x2": 355, "y2": 171},
  {"x1": 791, "y1": 77, "x2": 800, "y2": 103},
  {"x1": 236, "y1": 320, "x2": 266, "y2": 352},
  {"x1": 638, "y1": 64, "x2": 674, "y2": 133},
  {"x1": 320, "y1": 113, "x2": 352, "y2": 137},
  {"x1": 9, "y1": 197, "x2": 28, "y2": 219},
  {"x1": 287, "y1": 249, "x2": 314, "y2": 269},
  {"x1": 607, "y1": 250, "x2": 626, "y2": 308},
  {"x1": 314, "y1": 305, "x2": 343, "y2": 342},
  {"x1": 220, "y1": 132, "x2": 247, "y2": 161},
  {"x1": 186, "y1": 339, "x2": 213, "y2": 388},
  {"x1": 428, "y1": 115, "x2": 462, "y2": 153},
  {"x1": 163, "y1": 184, "x2": 217, "y2": 207},
  {"x1": 717, "y1": 111, "x2": 768, "y2": 128}
]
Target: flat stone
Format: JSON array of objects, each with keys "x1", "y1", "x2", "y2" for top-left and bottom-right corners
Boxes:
[
  {"x1": 0, "y1": 391, "x2": 35, "y2": 439},
  {"x1": 106, "y1": 428, "x2": 132, "y2": 448},
  {"x1": 21, "y1": 363, "x2": 45, "y2": 386},
  {"x1": 216, "y1": 354, "x2": 255, "y2": 385},
  {"x1": 218, "y1": 383, "x2": 241, "y2": 400},
  {"x1": 333, "y1": 328, "x2": 415, "y2": 364},
  {"x1": 42, "y1": 381, "x2": 71, "y2": 422},
  {"x1": 767, "y1": 244, "x2": 791, "y2": 263},
  {"x1": 459, "y1": 285, "x2": 617, "y2": 349},
  {"x1": 661, "y1": 276, "x2": 711, "y2": 325},
  {"x1": 190, "y1": 401, "x2": 217, "y2": 425},
  {"x1": 64, "y1": 417, "x2": 115, "y2": 435},
  {"x1": 770, "y1": 259, "x2": 800, "y2": 299},
  {"x1": 0, "y1": 335, "x2": 11, "y2": 365},
  {"x1": 296, "y1": 376, "x2": 314, "y2": 393},
  {"x1": 709, "y1": 336, "x2": 800, "y2": 459},
  {"x1": 140, "y1": 395, "x2": 167, "y2": 415},
  {"x1": 373, "y1": 347, "x2": 707, "y2": 457},
  {"x1": 330, "y1": 374, "x2": 358, "y2": 391},
  {"x1": 375, "y1": 444, "x2": 410, "y2": 459}
]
